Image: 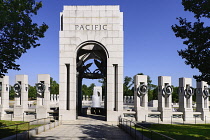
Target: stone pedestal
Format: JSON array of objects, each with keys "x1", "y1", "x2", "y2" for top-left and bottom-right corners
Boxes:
[
  {"x1": 36, "y1": 74, "x2": 50, "y2": 119},
  {"x1": 134, "y1": 75, "x2": 148, "y2": 121},
  {"x1": 0, "y1": 76, "x2": 9, "y2": 118},
  {"x1": 179, "y1": 77, "x2": 194, "y2": 121},
  {"x1": 14, "y1": 75, "x2": 28, "y2": 119},
  {"x1": 158, "y1": 76, "x2": 173, "y2": 121},
  {"x1": 36, "y1": 106, "x2": 48, "y2": 119},
  {"x1": 196, "y1": 81, "x2": 210, "y2": 120}
]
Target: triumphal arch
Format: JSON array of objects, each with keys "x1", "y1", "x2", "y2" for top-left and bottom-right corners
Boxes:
[{"x1": 59, "y1": 5, "x2": 124, "y2": 121}]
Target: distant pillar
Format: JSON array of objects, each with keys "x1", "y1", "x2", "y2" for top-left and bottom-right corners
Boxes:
[
  {"x1": 82, "y1": 95, "x2": 85, "y2": 102},
  {"x1": 179, "y1": 77, "x2": 194, "y2": 121},
  {"x1": 93, "y1": 86, "x2": 102, "y2": 102},
  {"x1": 0, "y1": 76, "x2": 9, "y2": 118},
  {"x1": 158, "y1": 76, "x2": 173, "y2": 121},
  {"x1": 36, "y1": 74, "x2": 50, "y2": 119},
  {"x1": 53, "y1": 94, "x2": 57, "y2": 102},
  {"x1": 14, "y1": 75, "x2": 28, "y2": 118},
  {"x1": 131, "y1": 96, "x2": 134, "y2": 103},
  {"x1": 57, "y1": 95, "x2": 59, "y2": 102},
  {"x1": 196, "y1": 81, "x2": 210, "y2": 120},
  {"x1": 134, "y1": 75, "x2": 148, "y2": 121}
]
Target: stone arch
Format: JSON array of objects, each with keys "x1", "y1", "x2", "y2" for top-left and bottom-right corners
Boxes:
[
  {"x1": 76, "y1": 41, "x2": 108, "y2": 118},
  {"x1": 59, "y1": 5, "x2": 123, "y2": 122},
  {"x1": 76, "y1": 41, "x2": 109, "y2": 58}
]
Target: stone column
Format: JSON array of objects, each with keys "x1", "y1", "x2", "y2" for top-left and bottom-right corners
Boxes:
[
  {"x1": 93, "y1": 86, "x2": 102, "y2": 103},
  {"x1": 0, "y1": 76, "x2": 9, "y2": 118},
  {"x1": 57, "y1": 95, "x2": 59, "y2": 102},
  {"x1": 134, "y1": 75, "x2": 148, "y2": 121},
  {"x1": 158, "y1": 76, "x2": 173, "y2": 121},
  {"x1": 196, "y1": 81, "x2": 210, "y2": 120},
  {"x1": 36, "y1": 74, "x2": 50, "y2": 119},
  {"x1": 14, "y1": 75, "x2": 28, "y2": 119},
  {"x1": 179, "y1": 77, "x2": 194, "y2": 121},
  {"x1": 54, "y1": 94, "x2": 57, "y2": 103}
]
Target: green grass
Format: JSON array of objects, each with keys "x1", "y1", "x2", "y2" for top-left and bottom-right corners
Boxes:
[
  {"x1": 0, "y1": 120, "x2": 41, "y2": 139},
  {"x1": 135, "y1": 124, "x2": 210, "y2": 140}
]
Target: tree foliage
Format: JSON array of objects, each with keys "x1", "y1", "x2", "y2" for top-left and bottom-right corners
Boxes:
[
  {"x1": 50, "y1": 77, "x2": 59, "y2": 94},
  {"x1": 9, "y1": 86, "x2": 15, "y2": 100},
  {"x1": 0, "y1": 0, "x2": 48, "y2": 77},
  {"x1": 28, "y1": 85, "x2": 36, "y2": 100},
  {"x1": 172, "y1": 0, "x2": 210, "y2": 84},
  {"x1": 172, "y1": 86, "x2": 179, "y2": 103},
  {"x1": 82, "y1": 83, "x2": 95, "y2": 96},
  {"x1": 123, "y1": 76, "x2": 133, "y2": 96}
]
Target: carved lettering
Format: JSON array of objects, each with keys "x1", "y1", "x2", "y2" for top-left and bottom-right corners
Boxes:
[
  {"x1": 75, "y1": 25, "x2": 79, "y2": 30},
  {"x1": 75, "y1": 24, "x2": 108, "y2": 30},
  {"x1": 95, "y1": 25, "x2": 98, "y2": 30},
  {"x1": 103, "y1": 25, "x2": 107, "y2": 30},
  {"x1": 80, "y1": 25, "x2": 84, "y2": 30},
  {"x1": 85, "y1": 25, "x2": 90, "y2": 30}
]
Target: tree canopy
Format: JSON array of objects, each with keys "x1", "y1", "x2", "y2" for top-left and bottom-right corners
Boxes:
[
  {"x1": 28, "y1": 85, "x2": 36, "y2": 100},
  {"x1": 123, "y1": 76, "x2": 133, "y2": 96},
  {"x1": 0, "y1": 0, "x2": 48, "y2": 77},
  {"x1": 82, "y1": 83, "x2": 96, "y2": 96},
  {"x1": 172, "y1": 0, "x2": 210, "y2": 84},
  {"x1": 50, "y1": 77, "x2": 59, "y2": 94}
]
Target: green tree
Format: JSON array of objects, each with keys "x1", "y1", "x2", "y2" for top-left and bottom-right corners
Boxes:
[
  {"x1": 98, "y1": 79, "x2": 104, "y2": 86},
  {"x1": 0, "y1": 0, "x2": 48, "y2": 77},
  {"x1": 172, "y1": 86, "x2": 179, "y2": 103},
  {"x1": 172, "y1": 0, "x2": 210, "y2": 84},
  {"x1": 82, "y1": 83, "x2": 95, "y2": 96},
  {"x1": 50, "y1": 77, "x2": 59, "y2": 94},
  {"x1": 28, "y1": 85, "x2": 36, "y2": 100},
  {"x1": 88, "y1": 83, "x2": 95, "y2": 95},
  {"x1": 123, "y1": 76, "x2": 133, "y2": 96},
  {"x1": 152, "y1": 87, "x2": 158, "y2": 100},
  {"x1": 9, "y1": 85, "x2": 15, "y2": 100},
  {"x1": 82, "y1": 84, "x2": 89, "y2": 96}
]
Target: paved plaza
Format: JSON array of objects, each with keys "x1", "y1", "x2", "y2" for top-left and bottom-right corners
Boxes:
[{"x1": 32, "y1": 115, "x2": 133, "y2": 140}]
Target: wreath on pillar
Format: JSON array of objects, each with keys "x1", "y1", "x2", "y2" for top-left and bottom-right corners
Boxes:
[
  {"x1": 36, "y1": 82, "x2": 45, "y2": 96},
  {"x1": 14, "y1": 83, "x2": 21, "y2": 95},
  {"x1": 137, "y1": 84, "x2": 147, "y2": 97},
  {"x1": 162, "y1": 84, "x2": 173, "y2": 97},
  {"x1": 184, "y1": 86, "x2": 194, "y2": 98},
  {"x1": 203, "y1": 86, "x2": 210, "y2": 98}
]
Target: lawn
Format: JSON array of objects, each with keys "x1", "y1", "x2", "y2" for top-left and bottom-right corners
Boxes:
[
  {"x1": 136, "y1": 124, "x2": 210, "y2": 140},
  {"x1": 0, "y1": 120, "x2": 41, "y2": 139}
]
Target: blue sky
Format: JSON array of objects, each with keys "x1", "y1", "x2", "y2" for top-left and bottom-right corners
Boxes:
[{"x1": 7, "y1": 0, "x2": 200, "y2": 87}]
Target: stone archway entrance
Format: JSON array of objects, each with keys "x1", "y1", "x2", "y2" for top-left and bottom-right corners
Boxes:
[
  {"x1": 59, "y1": 5, "x2": 124, "y2": 121},
  {"x1": 76, "y1": 41, "x2": 108, "y2": 119}
]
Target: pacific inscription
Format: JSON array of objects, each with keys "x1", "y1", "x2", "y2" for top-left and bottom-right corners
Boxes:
[{"x1": 75, "y1": 25, "x2": 107, "y2": 30}]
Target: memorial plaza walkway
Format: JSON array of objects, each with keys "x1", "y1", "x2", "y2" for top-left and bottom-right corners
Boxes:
[{"x1": 32, "y1": 115, "x2": 133, "y2": 140}]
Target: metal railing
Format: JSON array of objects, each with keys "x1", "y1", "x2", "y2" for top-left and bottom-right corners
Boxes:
[
  {"x1": 0, "y1": 116, "x2": 62, "y2": 140},
  {"x1": 119, "y1": 117, "x2": 175, "y2": 140}
]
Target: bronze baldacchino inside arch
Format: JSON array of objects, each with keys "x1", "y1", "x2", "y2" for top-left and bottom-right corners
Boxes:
[
  {"x1": 76, "y1": 41, "x2": 109, "y2": 79},
  {"x1": 76, "y1": 41, "x2": 109, "y2": 117}
]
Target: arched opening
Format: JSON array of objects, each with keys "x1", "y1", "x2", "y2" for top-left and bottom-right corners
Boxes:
[{"x1": 76, "y1": 41, "x2": 108, "y2": 120}]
